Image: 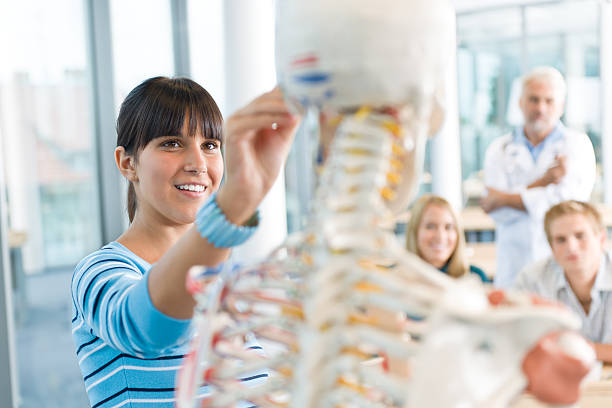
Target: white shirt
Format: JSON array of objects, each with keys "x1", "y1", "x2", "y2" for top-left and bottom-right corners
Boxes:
[
  {"x1": 514, "y1": 251, "x2": 612, "y2": 343},
  {"x1": 483, "y1": 123, "x2": 596, "y2": 288}
]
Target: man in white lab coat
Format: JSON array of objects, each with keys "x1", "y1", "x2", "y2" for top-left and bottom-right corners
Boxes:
[{"x1": 481, "y1": 66, "x2": 596, "y2": 289}]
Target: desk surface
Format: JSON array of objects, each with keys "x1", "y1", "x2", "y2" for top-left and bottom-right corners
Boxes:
[
  {"x1": 461, "y1": 204, "x2": 612, "y2": 232},
  {"x1": 8, "y1": 230, "x2": 27, "y2": 248},
  {"x1": 512, "y1": 364, "x2": 612, "y2": 407}
]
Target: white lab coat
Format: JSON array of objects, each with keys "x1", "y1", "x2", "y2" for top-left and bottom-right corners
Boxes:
[{"x1": 483, "y1": 124, "x2": 596, "y2": 288}]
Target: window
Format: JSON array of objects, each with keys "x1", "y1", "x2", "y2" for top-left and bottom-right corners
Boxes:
[
  {"x1": 0, "y1": 0, "x2": 100, "y2": 405},
  {"x1": 110, "y1": 0, "x2": 174, "y2": 107},
  {"x1": 456, "y1": 0, "x2": 603, "y2": 204},
  {"x1": 0, "y1": 0, "x2": 102, "y2": 272}
]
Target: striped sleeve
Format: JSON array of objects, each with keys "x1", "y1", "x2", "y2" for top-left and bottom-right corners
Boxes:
[{"x1": 71, "y1": 250, "x2": 192, "y2": 357}]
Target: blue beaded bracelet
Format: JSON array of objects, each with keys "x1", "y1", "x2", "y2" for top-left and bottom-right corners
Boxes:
[{"x1": 195, "y1": 192, "x2": 259, "y2": 248}]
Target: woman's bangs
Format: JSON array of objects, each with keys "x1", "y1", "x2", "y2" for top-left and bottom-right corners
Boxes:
[{"x1": 186, "y1": 98, "x2": 223, "y2": 142}]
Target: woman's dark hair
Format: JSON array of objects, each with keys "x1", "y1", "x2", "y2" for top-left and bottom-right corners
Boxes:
[{"x1": 116, "y1": 77, "x2": 223, "y2": 222}]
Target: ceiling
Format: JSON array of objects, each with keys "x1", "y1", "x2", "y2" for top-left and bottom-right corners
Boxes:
[{"x1": 452, "y1": 0, "x2": 562, "y2": 13}]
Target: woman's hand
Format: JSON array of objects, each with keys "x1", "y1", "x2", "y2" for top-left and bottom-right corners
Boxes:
[{"x1": 216, "y1": 87, "x2": 300, "y2": 224}]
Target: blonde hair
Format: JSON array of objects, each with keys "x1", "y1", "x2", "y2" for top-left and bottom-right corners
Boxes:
[
  {"x1": 544, "y1": 200, "x2": 603, "y2": 244},
  {"x1": 405, "y1": 194, "x2": 469, "y2": 278}
]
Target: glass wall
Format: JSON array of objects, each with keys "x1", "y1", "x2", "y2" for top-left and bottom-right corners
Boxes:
[
  {"x1": 0, "y1": 0, "x2": 179, "y2": 406},
  {"x1": 187, "y1": 0, "x2": 226, "y2": 113},
  {"x1": 456, "y1": 0, "x2": 603, "y2": 205},
  {"x1": 0, "y1": 0, "x2": 100, "y2": 406},
  {"x1": 110, "y1": 0, "x2": 175, "y2": 109},
  {"x1": 0, "y1": 0, "x2": 102, "y2": 274}
]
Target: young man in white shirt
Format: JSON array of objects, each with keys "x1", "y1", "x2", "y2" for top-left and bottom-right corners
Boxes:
[{"x1": 515, "y1": 200, "x2": 612, "y2": 363}]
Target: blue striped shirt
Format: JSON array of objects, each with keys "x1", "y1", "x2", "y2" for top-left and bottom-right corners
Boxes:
[{"x1": 71, "y1": 241, "x2": 265, "y2": 407}]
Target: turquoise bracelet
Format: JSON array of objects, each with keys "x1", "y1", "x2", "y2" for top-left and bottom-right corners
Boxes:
[{"x1": 195, "y1": 192, "x2": 259, "y2": 248}]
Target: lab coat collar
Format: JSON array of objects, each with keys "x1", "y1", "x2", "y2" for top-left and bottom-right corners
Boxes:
[{"x1": 512, "y1": 121, "x2": 564, "y2": 147}]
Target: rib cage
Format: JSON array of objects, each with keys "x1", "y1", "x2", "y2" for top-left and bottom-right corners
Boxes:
[{"x1": 175, "y1": 111, "x2": 580, "y2": 408}]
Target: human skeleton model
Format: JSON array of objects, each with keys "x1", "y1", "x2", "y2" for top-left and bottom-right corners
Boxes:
[{"x1": 176, "y1": 1, "x2": 594, "y2": 407}]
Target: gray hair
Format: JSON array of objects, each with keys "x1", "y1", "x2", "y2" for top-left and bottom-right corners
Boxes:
[{"x1": 521, "y1": 66, "x2": 567, "y2": 101}]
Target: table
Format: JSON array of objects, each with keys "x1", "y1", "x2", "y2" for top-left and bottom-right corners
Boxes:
[{"x1": 460, "y1": 204, "x2": 612, "y2": 233}]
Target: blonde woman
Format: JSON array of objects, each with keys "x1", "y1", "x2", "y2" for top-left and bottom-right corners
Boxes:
[{"x1": 406, "y1": 194, "x2": 490, "y2": 282}]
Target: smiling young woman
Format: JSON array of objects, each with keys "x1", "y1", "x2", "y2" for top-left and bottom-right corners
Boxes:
[
  {"x1": 406, "y1": 194, "x2": 490, "y2": 283},
  {"x1": 70, "y1": 77, "x2": 299, "y2": 408}
]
